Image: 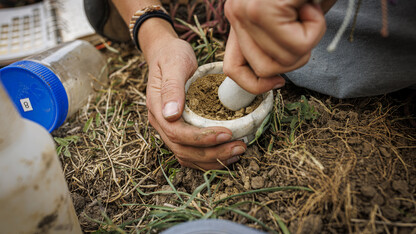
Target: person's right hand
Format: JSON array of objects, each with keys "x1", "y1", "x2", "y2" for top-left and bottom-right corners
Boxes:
[
  {"x1": 140, "y1": 19, "x2": 247, "y2": 170},
  {"x1": 223, "y1": 0, "x2": 327, "y2": 94}
]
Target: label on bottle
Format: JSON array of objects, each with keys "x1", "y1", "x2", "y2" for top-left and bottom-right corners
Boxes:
[{"x1": 20, "y1": 98, "x2": 33, "y2": 112}]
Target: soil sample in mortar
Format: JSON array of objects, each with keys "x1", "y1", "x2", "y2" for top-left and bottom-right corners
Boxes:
[{"x1": 186, "y1": 74, "x2": 263, "y2": 120}]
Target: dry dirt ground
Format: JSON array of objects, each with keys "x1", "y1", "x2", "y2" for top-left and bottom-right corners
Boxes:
[
  {"x1": 51, "y1": 42, "x2": 416, "y2": 234},
  {"x1": 3, "y1": 0, "x2": 415, "y2": 233}
]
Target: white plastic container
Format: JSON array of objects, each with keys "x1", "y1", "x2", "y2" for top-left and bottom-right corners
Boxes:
[
  {"x1": 0, "y1": 83, "x2": 82, "y2": 233},
  {"x1": 0, "y1": 40, "x2": 108, "y2": 132},
  {"x1": 182, "y1": 62, "x2": 274, "y2": 143}
]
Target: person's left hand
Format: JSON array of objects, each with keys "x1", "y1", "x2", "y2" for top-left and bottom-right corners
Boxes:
[{"x1": 141, "y1": 20, "x2": 246, "y2": 170}]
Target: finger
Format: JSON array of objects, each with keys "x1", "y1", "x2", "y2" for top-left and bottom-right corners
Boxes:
[
  {"x1": 232, "y1": 20, "x2": 308, "y2": 72},
  {"x1": 173, "y1": 141, "x2": 246, "y2": 163},
  {"x1": 177, "y1": 157, "x2": 241, "y2": 171},
  {"x1": 298, "y1": 3, "x2": 327, "y2": 47},
  {"x1": 248, "y1": 2, "x2": 326, "y2": 55},
  {"x1": 159, "y1": 52, "x2": 197, "y2": 122},
  {"x1": 228, "y1": 26, "x2": 309, "y2": 83},
  {"x1": 149, "y1": 111, "x2": 246, "y2": 169},
  {"x1": 147, "y1": 60, "x2": 236, "y2": 147},
  {"x1": 148, "y1": 109, "x2": 235, "y2": 147},
  {"x1": 224, "y1": 29, "x2": 285, "y2": 94}
]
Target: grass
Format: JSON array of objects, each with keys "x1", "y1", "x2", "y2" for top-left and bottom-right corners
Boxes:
[
  {"x1": 54, "y1": 135, "x2": 80, "y2": 157},
  {"x1": 51, "y1": 1, "x2": 416, "y2": 233},
  {"x1": 58, "y1": 43, "x2": 415, "y2": 233},
  {"x1": 87, "y1": 156, "x2": 313, "y2": 233}
]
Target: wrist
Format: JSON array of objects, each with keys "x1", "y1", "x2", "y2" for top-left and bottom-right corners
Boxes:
[{"x1": 138, "y1": 18, "x2": 178, "y2": 57}]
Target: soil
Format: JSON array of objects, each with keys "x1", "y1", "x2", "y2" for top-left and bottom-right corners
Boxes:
[
  {"x1": 186, "y1": 73, "x2": 263, "y2": 120},
  {"x1": 55, "y1": 43, "x2": 415, "y2": 233},
  {"x1": 9, "y1": 0, "x2": 415, "y2": 233},
  {"x1": 46, "y1": 14, "x2": 415, "y2": 234}
]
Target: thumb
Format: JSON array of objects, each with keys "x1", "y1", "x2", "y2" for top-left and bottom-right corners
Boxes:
[{"x1": 160, "y1": 56, "x2": 197, "y2": 122}]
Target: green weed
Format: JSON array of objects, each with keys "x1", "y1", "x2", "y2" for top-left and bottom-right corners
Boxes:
[{"x1": 54, "y1": 135, "x2": 80, "y2": 157}]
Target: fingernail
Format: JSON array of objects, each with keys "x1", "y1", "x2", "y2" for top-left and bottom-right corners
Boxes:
[
  {"x1": 227, "y1": 156, "x2": 240, "y2": 165},
  {"x1": 163, "y1": 101, "x2": 179, "y2": 118},
  {"x1": 273, "y1": 82, "x2": 285, "y2": 90},
  {"x1": 216, "y1": 133, "x2": 232, "y2": 143},
  {"x1": 231, "y1": 146, "x2": 246, "y2": 157}
]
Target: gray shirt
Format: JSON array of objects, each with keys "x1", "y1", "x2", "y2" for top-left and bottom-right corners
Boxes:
[{"x1": 286, "y1": 0, "x2": 416, "y2": 98}]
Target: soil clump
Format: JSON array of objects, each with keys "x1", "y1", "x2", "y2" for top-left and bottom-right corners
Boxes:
[{"x1": 186, "y1": 74, "x2": 263, "y2": 120}]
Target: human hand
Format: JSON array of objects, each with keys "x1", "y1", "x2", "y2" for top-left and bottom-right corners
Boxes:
[
  {"x1": 141, "y1": 19, "x2": 246, "y2": 170},
  {"x1": 223, "y1": 0, "x2": 326, "y2": 94}
]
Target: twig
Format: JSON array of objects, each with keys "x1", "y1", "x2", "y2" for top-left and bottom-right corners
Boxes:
[{"x1": 351, "y1": 219, "x2": 416, "y2": 227}]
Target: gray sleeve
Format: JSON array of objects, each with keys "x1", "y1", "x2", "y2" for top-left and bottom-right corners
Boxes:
[{"x1": 285, "y1": 0, "x2": 416, "y2": 98}]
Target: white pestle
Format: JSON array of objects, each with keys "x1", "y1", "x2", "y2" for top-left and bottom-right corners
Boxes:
[{"x1": 218, "y1": 76, "x2": 257, "y2": 111}]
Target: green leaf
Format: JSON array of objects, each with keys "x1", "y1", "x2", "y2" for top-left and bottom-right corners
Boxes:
[
  {"x1": 89, "y1": 130, "x2": 96, "y2": 141},
  {"x1": 63, "y1": 146, "x2": 71, "y2": 157},
  {"x1": 220, "y1": 207, "x2": 276, "y2": 233},
  {"x1": 83, "y1": 117, "x2": 93, "y2": 133},
  {"x1": 54, "y1": 137, "x2": 69, "y2": 146},
  {"x1": 95, "y1": 113, "x2": 101, "y2": 126},
  {"x1": 214, "y1": 186, "x2": 312, "y2": 204},
  {"x1": 56, "y1": 145, "x2": 63, "y2": 155},
  {"x1": 281, "y1": 115, "x2": 295, "y2": 123},
  {"x1": 273, "y1": 213, "x2": 291, "y2": 234},
  {"x1": 285, "y1": 102, "x2": 301, "y2": 111},
  {"x1": 160, "y1": 148, "x2": 172, "y2": 155},
  {"x1": 66, "y1": 135, "x2": 80, "y2": 143},
  {"x1": 126, "y1": 121, "x2": 134, "y2": 128},
  {"x1": 175, "y1": 18, "x2": 201, "y2": 37},
  {"x1": 290, "y1": 117, "x2": 298, "y2": 130},
  {"x1": 249, "y1": 111, "x2": 272, "y2": 145}
]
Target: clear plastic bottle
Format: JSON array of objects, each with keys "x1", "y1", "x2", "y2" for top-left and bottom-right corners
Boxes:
[
  {"x1": 0, "y1": 40, "x2": 108, "y2": 132},
  {"x1": 0, "y1": 83, "x2": 82, "y2": 233}
]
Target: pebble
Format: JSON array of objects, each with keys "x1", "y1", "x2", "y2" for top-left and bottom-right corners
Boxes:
[
  {"x1": 392, "y1": 180, "x2": 409, "y2": 194},
  {"x1": 251, "y1": 176, "x2": 265, "y2": 189},
  {"x1": 361, "y1": 186, "x2": 377, "y2": 198}
]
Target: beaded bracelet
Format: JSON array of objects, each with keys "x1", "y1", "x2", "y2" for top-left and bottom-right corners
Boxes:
[{"x1": 129, "y1": 5, "x2": 174, "y2": 51}]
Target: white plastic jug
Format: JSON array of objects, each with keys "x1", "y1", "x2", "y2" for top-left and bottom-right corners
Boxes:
[{"x1": 0, "y1": 83, "x2": 82, "y2": 233}]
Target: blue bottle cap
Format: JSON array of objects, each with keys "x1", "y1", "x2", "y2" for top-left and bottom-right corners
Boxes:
[{"x1": 0, "y1": 60, "x2": 68, "y2": 132}]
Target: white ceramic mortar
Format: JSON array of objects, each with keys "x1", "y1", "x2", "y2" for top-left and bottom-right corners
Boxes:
[{"x1": 182, "y1": 62, "x2": 274, "y2": 143}]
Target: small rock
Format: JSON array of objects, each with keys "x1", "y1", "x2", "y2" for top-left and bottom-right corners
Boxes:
[
  {"x1": 217, "y1": 193, "x2": 228, "y2": 200},
  {"x1": 361, "y1": 186, "x2": 377, "y2": 198},
  {"x1": 380, "y1": 181, "x2": 390, "y2": 190},
  {"x1": 289, "y1": 215, "x2": 323, "y2": 234},
  {"x1": 248, "y1": 160, "x2": 260, "y2": 172},
  {"x1": 251, "y1": 176, "x2": 265, "y2": 189},
  {"x1": 388, "y1": 197, "x2": 401, "y2": 207},
  {"x1": 381, "y1": 205, "x2": 400, "y2": 221},
  {"x1": 392, "y1": 180, "x2": 409, "y2": 194},
  {"x1": 223, "y1": 178, "x2": 234, "y2": 187},
  {"x1": 243, "y1": 176, "x2": 250, "y2": 190},
  {"x1": 402, "y1": 200, "x2": 413, "y2": 209},
  {"x1": 371, "y1": 193, "x2": 385, "y2": 206}
]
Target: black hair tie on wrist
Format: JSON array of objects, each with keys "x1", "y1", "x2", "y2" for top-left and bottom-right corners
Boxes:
[{"x1": 132, "y1": 10, "x2": 174, "y2": 51}]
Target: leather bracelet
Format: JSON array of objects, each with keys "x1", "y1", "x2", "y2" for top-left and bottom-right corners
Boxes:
[{"x1": 129, "y1": 5, "x2": 173, "y2": 51}]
